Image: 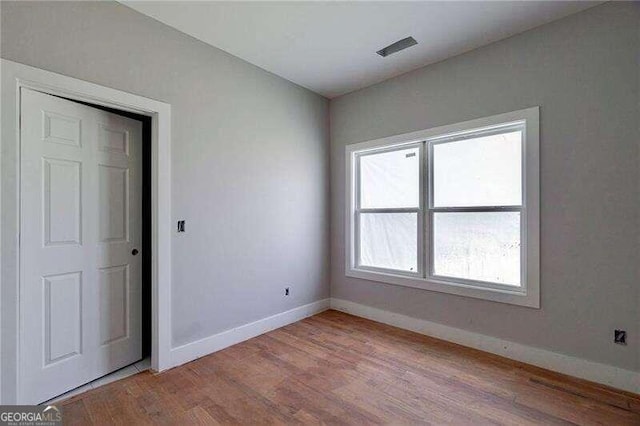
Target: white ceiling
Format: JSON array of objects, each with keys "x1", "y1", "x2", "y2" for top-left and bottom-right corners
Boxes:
[{"x1": 123, "y1": 1, "x2": 602, "y2": 98}]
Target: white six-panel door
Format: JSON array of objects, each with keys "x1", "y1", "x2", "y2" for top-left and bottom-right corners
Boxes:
[{"x1": 19, "y1": 89, "x2": 142, "y2": 404}]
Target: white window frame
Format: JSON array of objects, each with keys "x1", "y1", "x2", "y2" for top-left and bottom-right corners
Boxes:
[
  {"x1": 345, "y1": 107, "x2": 540, "y2": 308},
  {"x1": 353, "y1": 142, "x2": 424, "y2": 278}
]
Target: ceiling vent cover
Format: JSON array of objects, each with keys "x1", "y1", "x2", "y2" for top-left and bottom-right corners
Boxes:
[{"x1": 376, "y1": 36, "x2": 418, "y2": 57}]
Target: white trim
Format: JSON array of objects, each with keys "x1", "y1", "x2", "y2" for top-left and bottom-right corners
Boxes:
[
  {"x1": 331, "y1": 298, "x2": 640, "y2": 394},
  {"x1": 345, "y1": 107, "x2": 540, "y2": 308},
  {"x1": 169, "y1": 299, "x2": 331, "y2": 368},
  {"x1": 0, "y1": 59, "x2": 172, "y2": 403}
]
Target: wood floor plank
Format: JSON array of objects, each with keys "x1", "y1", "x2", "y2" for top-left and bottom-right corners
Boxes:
[{"x1": 57, "y1": 310, "x2": 640, "y2": 425}]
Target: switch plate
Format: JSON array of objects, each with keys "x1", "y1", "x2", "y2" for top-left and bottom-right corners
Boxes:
[
  {"x1": 614, "y1": 329, "x2": 627, "y2": 345},
  {"x1": 177, "y1": 220, "x2": 185, "y2": 233}
]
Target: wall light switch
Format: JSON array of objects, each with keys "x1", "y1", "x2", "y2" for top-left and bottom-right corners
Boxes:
[
  {"x1": 177, "y1": 220, "x2": 185, "y2": 233},
  {"x1": 614, "y1": 329, "x2": 627, "y2": 345}
]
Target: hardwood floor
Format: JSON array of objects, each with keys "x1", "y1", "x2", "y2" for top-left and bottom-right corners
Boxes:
[{"x1": 58, "y1": 310, "x2": 640, "y2": 425}]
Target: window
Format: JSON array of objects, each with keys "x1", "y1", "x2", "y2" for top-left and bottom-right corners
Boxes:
[
  {"x1": 357, "y1": 145, "x2": 422, "y2": 274},
  {"x1": 346, "y1": 108, "x2": 539, "y2": 307}
]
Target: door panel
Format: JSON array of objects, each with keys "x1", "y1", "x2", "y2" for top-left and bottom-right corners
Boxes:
[
  {"x1": 19, "y1": 88, "x2": 143, "y2": 404},
  {"x1": 98, "y1": 164, "x2": 129, "y2": 242},
  {"x1": 43, "y1": 272, "x2": 83, "y2": 365},
  {"x1": 99, "y1": 125, "x2": 129, "y2": 154},
  {"x1": 43, "y1": 110, "x2": 81, "y2": 147},
  {"x1": 99, "y1": 265, "x2": 129, "y2": 345},
  {"x1": 43, "y1": 158, "x2": 82, "y2": 246}
]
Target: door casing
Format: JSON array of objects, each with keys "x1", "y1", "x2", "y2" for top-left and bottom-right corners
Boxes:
[{"x1": 0, "y1": 59, "x2": 173, "y2": 404}]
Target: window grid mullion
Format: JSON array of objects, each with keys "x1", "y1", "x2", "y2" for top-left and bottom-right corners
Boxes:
[
  {"x1": 417, "y1": 142, "x2": 425, "y2": 278},
  {"x1": 358, "y1": 207, "x2": 421, "y2": 214},
  {"x1": 425, "y1": 140, "x2": 436, "y2": 279},
  {"x1": 430, "y1": 206, "x2": 523, "y2": 212},
  {"x1": 422, "y1": 140, "x2": 429, "y2": 279}
]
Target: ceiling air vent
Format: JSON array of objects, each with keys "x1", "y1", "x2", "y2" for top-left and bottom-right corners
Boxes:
[{"x1": 376, "y1": 36, "x2": 418, "y2": 57}]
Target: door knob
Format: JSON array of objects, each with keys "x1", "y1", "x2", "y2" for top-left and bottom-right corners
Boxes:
[{"x1": 132, "y1": 249, "x2": 139, "y2": 256}]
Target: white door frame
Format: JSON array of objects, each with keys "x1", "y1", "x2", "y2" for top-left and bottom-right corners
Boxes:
[{"x1": 0, "y1": 59, "x2": 172, "y2": 403}]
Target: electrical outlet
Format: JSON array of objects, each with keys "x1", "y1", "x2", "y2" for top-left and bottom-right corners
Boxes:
[
  {"x1": 285, "y1": 287, "x2": 290, "y2": 296},
  {"x1": 177, "y1": 220, "x2": 185, "y2": 233},
  {"x1": 614, "y1": 329, "x2": 627, "y2": 345}
]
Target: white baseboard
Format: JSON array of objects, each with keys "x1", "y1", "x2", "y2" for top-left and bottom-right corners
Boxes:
[
  {"x1": 330, "y1": 298, "x2": 639, "y2": 394},
  {"x1": 170, "y1": 299, "x2": 331, "y2": 368}
]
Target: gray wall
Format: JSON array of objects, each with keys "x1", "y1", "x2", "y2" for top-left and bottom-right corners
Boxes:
[
  {"x1": 1, "y1": 0, "x2": 329, "y2": 351},
  {"x1": 330, "y1": 2, "x2": 639, "y2": 371}
]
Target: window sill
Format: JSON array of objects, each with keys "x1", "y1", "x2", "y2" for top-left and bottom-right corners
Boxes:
[{"x1": 346, "y1": 268, "x2": 540, "y2": 308}]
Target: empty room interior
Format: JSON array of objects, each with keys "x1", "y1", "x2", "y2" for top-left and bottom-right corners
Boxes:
[{"x1": 1, "y1": 0, "x2": 639, "y2": 424}]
